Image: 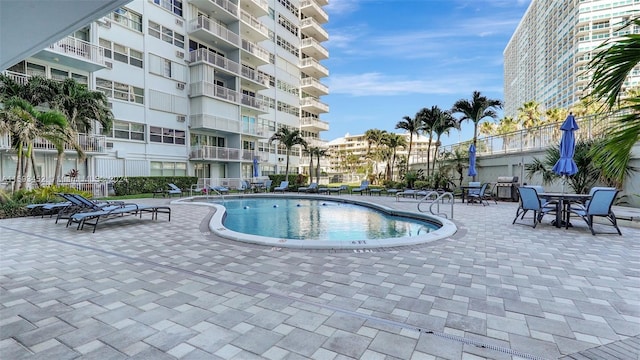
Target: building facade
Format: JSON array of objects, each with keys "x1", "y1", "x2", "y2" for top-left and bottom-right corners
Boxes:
[
  {"x1": 1, "y1": 0, "x2": 329, "y2": 187},
  {"x1": 503, "y1": 0, "x2": 640, "y2": 117}
]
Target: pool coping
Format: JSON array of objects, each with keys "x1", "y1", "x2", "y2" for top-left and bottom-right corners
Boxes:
[{"x1": 173, "y1": 194, "x2": 457, "y2": 250}]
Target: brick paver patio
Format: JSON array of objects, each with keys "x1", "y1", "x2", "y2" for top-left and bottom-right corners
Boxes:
[{"x1": 1, "y1": 195, "x2": 638, "y2": 359}]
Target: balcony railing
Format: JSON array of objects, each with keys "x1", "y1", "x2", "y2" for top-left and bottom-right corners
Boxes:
[
  {"x1": 240, "y1": 9, "x2": 268, "y2": 38},
  {"x1": 189, "y1": 15, "x2": 240, "y2": 46},
  {"x1": 1, "y1": 70, "x2": 30, "y2": 85},
  {"x1": 439, "y1": 114, "x2": 613, "y2": 157},
  {"x1": 0, "y1": 133, "x2": 11, "y2": 150},
  {"x1": 47, "y1": 36, "x2": 106, "y2": 66},
  {"x1": 189, "y1": 48, "x2": 240, "y2": 75},
  {"x1": 190, "y1": 145, "x2": 257, "y2": 161},
  {"x1": 246, "y1": 0, "x2": 269, "y2": 14},
  {"x1": 241, "y1": 39, "x2": 270, "y2": 63},
  {"x1": 241, "y1": 93, "x2": 267, "y2": 111},
  {"x1": 300, "y1": 0, "x2": 329, "y2": 23},
  {"x1": 300, "y1": 58, "x2": 329, "y2": 78},
  {"x1": 190, "y1": 114, "x2": 241, "y2": 133},
  {"x1": 300, "y1": 38, "x2": 329, "y2": 59},
  {"x1": 241, "y1": 65, "x2": 268, "y2": 87},
  {"x1": 300, "y1": 17, "x2": 329, "y2": 41},
  {"x1": 301, "y1": 97, "x2": 329, "y2": 113},
  {"x1": 300, "y1": 77, "x2": 328, "y2": 95},
  {"x1": 190, "y1": 81, "x2": 239, "y2": 103},
  {"x1": 31, "y1": 133, "x2": 107, "y2": 153},
  {"x1": 301, "y1": 117, "x2": 329, "y2": 131}
]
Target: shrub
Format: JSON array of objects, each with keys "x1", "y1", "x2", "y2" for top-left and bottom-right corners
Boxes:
[{"x1": 111, "y1": 176, "x2": 198, "y2": 196}]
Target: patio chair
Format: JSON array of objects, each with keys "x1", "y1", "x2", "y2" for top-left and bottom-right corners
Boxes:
[
  {"x1": 263, "y1": 179, "x2": 272, "y2": 193},
  {"x1": 568, "y1": 188, "x2": 621, "y2": 235},
  {"x1": 512, "y1": 187, "x2": 556, "y2": 228},
  {"x1": 467, "y1": 183, "x2": 489, "y2": 206},
  {"x1": 54, "y1": 193, "x2": 124, "y2": 224},
  {"x1": 167, "y1": 183, "x2": 182, "y2": 197},
  {"x1": 328, "y1": 185, "x2": 348, "y2": 195},
  {"x1": 298, "y1": 182, "x2": 318, "y2": 193},
  {"x1": 274, "y1": 181, "x2": 289, "y2": 193},
  {"x1": 68, "y1": 202, "x2": 171, "y2": 233},
  {"x1": 351, "y1": 180, "x2": 369, "y2": 195},
  {"x1": 209, "y1": 185, "x2": 229, "y2": 195}
]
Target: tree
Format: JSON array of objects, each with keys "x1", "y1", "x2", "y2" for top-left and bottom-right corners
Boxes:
[
  {"x1": 431, "y1": 109, "x2": 459, "y2": 173},
  {"x1": 51, "y1": 78, "x2": 113, "y2": 134},
  {"x1": 364, "y1": 129, "x2": 387, "y2": 177},
  {"x1": 0, "y1": 97, "x2": 70, "y2": 190},
  {"x1": 395, "y1": 115, "x2": 421, "y2": 172},
  {"x1": 303, "y1": 147, "x2": 315, "y2": 184},
  {"x1": 416, "y1": 107, "x2": 436, "y2": 177},
  {"x1": 269, "y1": 126, "x2": 307, "y2": 181},
  {"x1": 451, "y1": 91, "x2": 502, "y2": 180},
  {"x1": 587, "y1": 17, "x2": 640, "y2": 186},
  {"x1": 517, "y1": 100, "x2": 543, "y2": 129},
  {"x1": 314, "y1": 147, "x2": 328, "y2": 181},
  {"x1": 496, "y1": 116, "x2": 519, "y2": 151},
  {"x1": 381, "y1": 132, "x2": 406, "y2": 181}
]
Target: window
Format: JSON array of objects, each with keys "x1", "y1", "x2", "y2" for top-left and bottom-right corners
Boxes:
[
  {"x1": 110, "y1": 7, "x2": 142, "y2": 32},
  {"x1": 148, "y1": 21, "x2": 185, "y2": 49},
  {"x1": 152, "y1": 0, "x2": 183, "y2": 16},
  {"x1": 96, "y1": 78, "x2": 144, "y2": 104},
  {"x1": 110, "y1": 120, "x2": 145, "y2": 141},
  {"x1": 100, "y1": 39, "x2": 144, "y2": 68},
  {"x1": 150, "y1": 126, "x2": 186, "y2": 145},
  {"x1": 150, "y1": 161, "x2": 187, "y2": 176}
]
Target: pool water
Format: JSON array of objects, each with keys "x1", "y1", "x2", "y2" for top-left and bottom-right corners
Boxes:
[{"x1": 217, "y1": 198, "x2": 440, "y2": 241}]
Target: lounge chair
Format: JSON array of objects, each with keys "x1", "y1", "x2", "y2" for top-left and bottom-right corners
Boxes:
[
  {"x1": 167, "y1": 183, "x2": 182, "y2": 197},
  {"x1": 569, "y1": 188, "x2": 621, "y2": 235},
  {"x1": 54, "y1": 193, "x2": 124, "y2": 224},
  {"x1": 327, "y1": 185, "x2": 348, "y2": 195},
  {"x1": 209, "y1": 185, "x2": 230, "y2": 195},
  {"x1": 512, "y1": 187, "x2": 556, "y2": 228},
  {"x1": 298, "y1": 182, "x2": 318, "y2": 193},
  {"x1": 351, "y1": 181, "x2": 369, "y2": 195},
  {"x1": 68, "y1": 202, "x2": 171, "y2": 233},
  {"x1": 263, "y1": 179, "x2": 273, "y2": 193},
  {"x1": 274, "y1": 181, "x2": 289, "y2": 193}
]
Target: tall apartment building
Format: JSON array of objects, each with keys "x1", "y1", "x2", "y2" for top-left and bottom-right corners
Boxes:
[
  {"x1": 503, "y1": 0, "x2": 640, "y2": 117},
  {"x1": 0, "y1": 0, "x2": 329, "y2": 185}
]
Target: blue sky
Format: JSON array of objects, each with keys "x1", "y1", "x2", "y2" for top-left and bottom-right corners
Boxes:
[{"x1": 321, "y1": 0, "x2": 531, "y2": 145}]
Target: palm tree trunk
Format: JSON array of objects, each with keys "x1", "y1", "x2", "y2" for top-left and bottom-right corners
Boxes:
[
  {"x1": 13, "y1": 144, "x2": 23, "y2": 192},
  {"x1": 53, "y1": 150, "x2": 64, "y2": 185},
  {"x1": 285, "y1": 151, "x2": 290, "y2": 183},
  {"x1": 316, "y1": 155, "x2": 321, "y2": 181},
  {"x1": 473, "y1": 122, "x2": 479, "y2": 181},
  {"x1": 407, "y1": 134, "x2": 413, "y2": 172},
  {"x1": 21, "y1": 144, "x2": 33, "y2": 190},
  {"x1": 30, "y1": 152, "x2": 42, "y2": 188},
  {"x1": 426, "y1": 137, "x2": 433, "y2": 178},
  {"x1": 308, "y1": 155, "x2": 313, "y2": 184}
]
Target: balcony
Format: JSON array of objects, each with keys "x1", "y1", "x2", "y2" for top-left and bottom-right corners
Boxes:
[
  {"x1": 1, "y1": 70, "x2": 30, "y2": 85},
  {"x1": 303, "y1": 137, "x2": 328, "y2": 148},
  {"x1": 300, "y1": 0, "x2": 328, "y2": 24},
  {"x1": 301, "y1": 117, "x2": 329, "y2": 132},
  {"x1": 240, "y1": 93, "x2": 268, "y2": 113},
  {"x1": 300, "y1": 17, "x2": 328, "y2": 42},
  {"x1": 190, "y1": 81, "x2": 239, "y2": 103},
  {"x1": 314, "y1": 0, "x2": 328, "y2": 6},
  {"x1": 300, "y1": 38, "x2": 329, "y2": 60},
  {"x1": 301, "y1": 97, "x2": 329, "y2": 114},
  {"x1": 33, "y1": 36, "x2": 107, "y2": 72},
  {"x1": 190, "y1": 0, "x2": 238, "y2": 22},
  {"x1": 189, "y1": 114, "x2": 241, "y2": 134},
  {"x1": 190, "y1": 145, "x2": 256, "y2": 162},
  {"x1": 300, "y1": 77, "x2": 328, "y2": 97},
  {"x1": 300, "y1": 58, "x2": 329, "y2": 78},
  {"x1": 240, "y1": 9, "x2": 269, "y2": 42},
  {"x1": 189, "y1": 48, "x2": 240, "y2": 77},
  {"x1": 240, "y1": 39, "x2": 270, "y2": 65},
  {"x1": 188, "y1": 16, "x2": 240, "y2": 51},
  {"x1": 240, "y1": 66, "x2": 269, "y2": 90},
  {"x1": 32, "y1": 133, "x2": 107, "y2": 154},
  {"x1": 0, "y1": 132, "x2": 11, "y2": 150},
  {"x1": 242, "y1": 0, "x2": 269, "y2": 17}
]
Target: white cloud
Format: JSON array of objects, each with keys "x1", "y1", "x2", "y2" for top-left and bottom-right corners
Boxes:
[
  {"x1": 326, "y1": 72, "x2": 502, "y2": 97},
  {"x1": 325, "y1": 0, "x2": 361, "y2": 15}
]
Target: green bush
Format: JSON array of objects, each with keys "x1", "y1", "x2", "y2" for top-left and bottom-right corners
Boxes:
[
  {"x1": 0, "y1": 186, "x2": 91, "y2": 219},
  {"x1": 111, "y1": 176, "x2": 198, "y2": 196}
]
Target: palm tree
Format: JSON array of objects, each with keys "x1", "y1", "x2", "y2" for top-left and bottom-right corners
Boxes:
[
  {"x1": 395, "y1": 115, "x2": 421, "y2": 172},
  {"x1": 51, "y1": 78, "x2": 113, "y2": 134},
  {"x1": 587, "y1": 17, "x2": 640, "y2": 186},
  {"x1": 314, "y1": 148, "x2": 328, "y2": 181},
  {"x1": 517, "y1": 100, "x2": 543, "y2": 129},
  {"x1": 496, "y1": 116, "x2": 519, "y2": 151},
  {"x1": 478, "y1": 121, "x2": 496, "y2": 137},
  {"x1": 381, "y1": 133, "x2": 406, "y2": 181},
  {"x1": 269, "y1": 126, "x2": 307, "y2": 181},
  {"x1": 452, "y1": 91, "x2": 502, "y2": 180},
  {"x1": 303, "y1": 147, "x2": 315, "y2": 184},
  {"x1": 364, "y1": 129, "x2": 387, "y2": 177},
  {"x1": 431, "y1": 110, "x2": 459, "y2": 173},
  {"x1": 416, "y1": 107, "x2": 435, "y2": 177},
  {"x1": 1, "y1": 97, "x2": 70, "y2": 190}
]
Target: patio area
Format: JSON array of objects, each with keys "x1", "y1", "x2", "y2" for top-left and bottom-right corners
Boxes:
[{"x1": 1, "y1": 195, "x2": 639, "y2": 359}]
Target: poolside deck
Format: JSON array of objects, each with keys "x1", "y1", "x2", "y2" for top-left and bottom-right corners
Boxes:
[{"x1": 1, "y1": 195, "x2": 638, "y2": 359}]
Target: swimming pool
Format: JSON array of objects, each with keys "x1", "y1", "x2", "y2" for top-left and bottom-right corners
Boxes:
[{"x1": 180, "y1": 195, "x2": 457, "y2": 249}]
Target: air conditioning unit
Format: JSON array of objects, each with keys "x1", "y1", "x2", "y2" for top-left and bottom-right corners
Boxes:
[
  {"x1": 105, "y1": 61, "x2": 113, "y2": 69},
  {"x1": 176, "y1": 51, "x2": 184, "y2": 59},
  {"x1": 175, "y1": 18, "x2": 184, "y2": 26},
  {"x1": 98, "y1": 19, "x2": 111, "y2": 28},
  {"x1": 107, "y1": 102, "x2": 113, "y2": 109},
  {"x1": 106, "y1": 142, "x2": 114, "y2": 149},
  {"x1": 177, "y1": 115, "x2": 186, "y2": 122},
  {"x1": 176, "y1": 82, "x2": 185, "y2": 90}
]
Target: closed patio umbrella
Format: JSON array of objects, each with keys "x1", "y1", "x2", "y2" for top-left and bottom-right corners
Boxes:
[
  {"x1": 253, "y1": 157, "x2": 259, "y2": 178},
  {"x1": 552, "y1": 113, "x2": 579, "y2": 193},
  {"x1": 468, "y1": 143, "x2": 477, "y2": 179}
]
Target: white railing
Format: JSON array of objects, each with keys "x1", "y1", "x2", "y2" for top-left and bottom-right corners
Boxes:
[
  {"x1": 300, "y1": 58, "x2": 329, "y2": 77},
  {"x1": 440, "y1": 114, "x2": 613, "y2": 156},
  {"x1": 190, "y1": 48, "x2": 240, "y2": 75},
  {"x1": 190, "y1": 114, "x2": 241, "y2": 133},
  {"x1": 241, "y1": 93, "x2": 267, "y2": 111},
  {"x1": 240, "y1": 9, "x2": 268, "y2": 38},
  {"x1": 300, "y1": 38, "x2": 329, "y2": 58},
  {"x1": 190, "y1": 16, "x2": 240, "y2": 46},
  {"x1": 300, "y1": 97, "x2": 329, "y2": 112},
  {"x1": 300, "y1": 17, "x2": 329, "y2": 40},
  {"x1": 0, "y1": 133, "x2": 11, "y2": 150},
  {"x1": 190, "y1": 81, "x2": 239, "y2": 102},
  {"x1": 247, "y1": 0, "x2": 268, "y2": 13},
  {"x1": 1, "y1": 70, "x2": 30, "y2": 85},
  {"x1": 190, "y1": 146, "x2": 257, "y2": 161},
  {"x1": 301, "y1": 117, "x2": 329, "y2": 131},
  {"x1": 35, "y1": 179, "x2": 110, "y2": 198},
  {"x1": 241, "y1": 65, "x2": 268, "y2": 86},
  {"x1": 32, "y1": 133, "x2": 107, "y2": 153},
  {"x1": 241, "y1": 39, "x2": 270, "y2": 63},
  {"x1": 48, "y1": 36, "x2": 106, "y2": 65},
  {"x1": 300, "y1": 77, "x2": 328, "y2": 94},
  {"x1": 300, "y1": 0, "x2": 329, "y2": 22}
]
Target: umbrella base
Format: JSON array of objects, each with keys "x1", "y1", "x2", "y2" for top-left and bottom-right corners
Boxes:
[{"x1": 551, "y1": 220, "x2": 573, "y2": 228}]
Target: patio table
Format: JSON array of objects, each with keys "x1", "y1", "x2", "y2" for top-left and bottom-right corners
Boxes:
[
  {"x1": 538, "y1": 193, "x2": 591, "y2": 228},
  {"x1": 460, "y1": 186, "x2": 481, "y2": 203}
]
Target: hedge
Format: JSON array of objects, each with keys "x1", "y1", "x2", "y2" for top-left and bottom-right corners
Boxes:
[{"x1": 112, "y1": 176, "x2": 198, "y2": 196}]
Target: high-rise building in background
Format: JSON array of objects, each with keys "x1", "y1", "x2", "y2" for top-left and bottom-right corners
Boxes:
[
  {"x1": 503, "y1": 0, "x2": 640, "y2": 117},
  {"x1": 1, "y1": 0, "x2": 329, "y2": 185}
]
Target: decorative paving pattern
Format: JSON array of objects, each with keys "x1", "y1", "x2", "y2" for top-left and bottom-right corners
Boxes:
[{"x1": 1, "y1": 195, "x2": 639, "y2": 359}]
